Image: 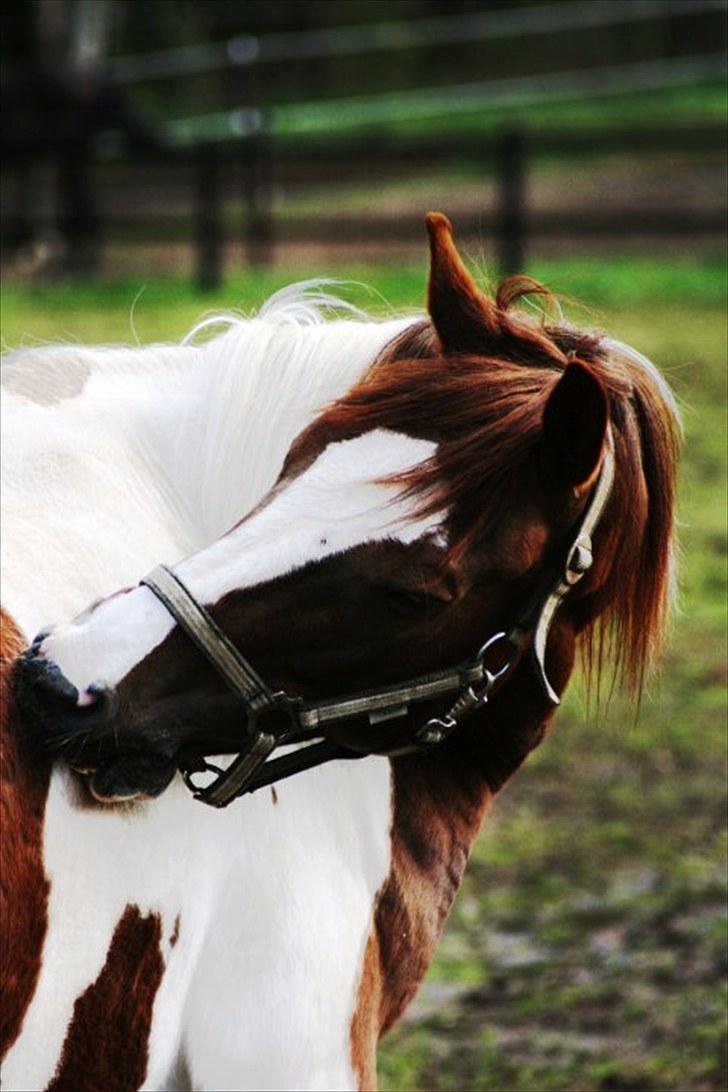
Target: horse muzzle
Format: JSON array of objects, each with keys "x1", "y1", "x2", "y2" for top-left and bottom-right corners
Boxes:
[
  {"x1": 14, "y1": 649, "x2": 118, "y2": 735},
  {"x1": 12, "y1": 650, "x2": 176, "y2": 801}
]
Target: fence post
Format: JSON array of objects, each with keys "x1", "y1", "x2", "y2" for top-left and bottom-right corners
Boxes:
[
  {"x1": 195, "y1": 144, "x2": 222, "y2": 291},
  {"x1": 497, "y1": 127, "x2": 527, "y2": 276},
  {"x1": 59, "y1": 144, "x2": 99, "y2": 275},
  {"x1": 243, "y1": 128, "x2": 273, "y2": 268}
]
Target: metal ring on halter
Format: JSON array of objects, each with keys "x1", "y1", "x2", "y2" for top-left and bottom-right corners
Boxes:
[
  {"x1": 180, "y1": 756, "x2": 225, "y2": 794},
  {"x1": 474, "y1": 631, "x2": 515, "y2": 690},
  {"x1": 415, "y1": 631, "x2": 516, "y2": 746}
]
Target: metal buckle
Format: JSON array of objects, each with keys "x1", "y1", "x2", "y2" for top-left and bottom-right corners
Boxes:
[
  {"x1": 415, "y1": 715, "x2": 456, "y2": 747},
  {"x1": 178, "y1": 692, "x2": 300, "y2": 807},
  {"x1": 415, "y1": 631, "x2": 517, "y2": 747},
  {"x1": 192, "y1": 730, "x2": 277, "y2": 808},
  {"x1": 180, "y1": 756, "x2": 225, "y2": 795}
]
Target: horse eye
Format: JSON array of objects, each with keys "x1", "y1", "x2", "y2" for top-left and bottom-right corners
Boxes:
[{"x1": 385, "y1": 585, "x2": 440, "y2": 613}]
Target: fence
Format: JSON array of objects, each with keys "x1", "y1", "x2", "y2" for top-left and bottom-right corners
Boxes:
[
  {"x1": 5, "y1": 119, "x2": 721, "y2": 288},
  {"x1": 183, "y1": 122, "x2": 727, "y2": 286},
  {"x1": 1, "y1": 0, "x2": 725, "y2": 285}
]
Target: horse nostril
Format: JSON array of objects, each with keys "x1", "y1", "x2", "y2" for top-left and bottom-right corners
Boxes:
[
  {"x1": 84, "y1": 682, "x2": 120, "y2": 720},
  {"x1": 14, "y1": 654, "x2": 121, "y2": 758},
  {"x1": 17, "y1": 655, "x2": 120, "y2": 720},
  {"x1": 31, "y1": 659, "x2": 80, "y2": 709}
]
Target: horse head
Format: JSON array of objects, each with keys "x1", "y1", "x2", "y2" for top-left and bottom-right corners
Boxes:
[{"x1": 14, "y1": 214, "x2": 680, "y2": 807}]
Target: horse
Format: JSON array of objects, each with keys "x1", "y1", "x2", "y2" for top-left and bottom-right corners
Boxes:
[{"x1": 1, "y1": 213, "x2": 680, "y2": 1092}]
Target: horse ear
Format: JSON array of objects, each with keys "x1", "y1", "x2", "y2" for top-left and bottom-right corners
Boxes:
[
  {"x1": 541, "y1": 361, "x2": 609, "y2": 491},
  {"x1": 425, "y1": 211, "x2": 500, "y2": 353}
]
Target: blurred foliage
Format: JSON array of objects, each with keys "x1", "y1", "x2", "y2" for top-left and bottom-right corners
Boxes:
[
  {"x1": 270, "y1": 83, "x2": 727, "y2": 141},
  {"x1": 2, "y1": 254, "x2": 725, "y2": 1091}
]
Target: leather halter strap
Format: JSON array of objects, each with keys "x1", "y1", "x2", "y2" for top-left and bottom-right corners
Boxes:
[
  {"x1": 141, "y1": 565, "x2": 281, "y2": 805},
  {"x1": 140, "y1": 441, "x2": 614, "y2": 808},
  {"x1": 526, "y1": 441, "x2": 615, "y2": 702},
  {"x1": 142, "y1": 566, "x2": 274, "y2": 711}
]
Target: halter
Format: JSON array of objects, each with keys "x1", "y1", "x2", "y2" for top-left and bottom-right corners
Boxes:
[{"x1": 141, "y1": 444, "x2": 614, "y2": 808}]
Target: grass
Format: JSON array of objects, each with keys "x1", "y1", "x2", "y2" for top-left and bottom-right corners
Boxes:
[
  {"x1": 1, "y1": 254, "x2": 726, "y2": 1091},
  {"x1": 1, "y1": 254, "x2": 725, "y2": 347}
]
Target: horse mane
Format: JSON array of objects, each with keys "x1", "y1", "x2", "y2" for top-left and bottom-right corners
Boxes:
[
  {"x1": 1, "y1": 283, "x2": 416, "y2": 550},
  {"x1": 315, "y1": 276, "x2": 681, "y2": 697}
]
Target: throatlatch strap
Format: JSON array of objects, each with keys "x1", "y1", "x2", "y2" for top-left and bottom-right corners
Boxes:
[{"x1": 141, "y1": 565, "x2": 274, "y2": 711}]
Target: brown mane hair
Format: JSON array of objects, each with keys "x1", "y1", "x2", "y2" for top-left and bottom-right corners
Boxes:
[{"x1": 312, "y1": 277, "x2": 681, "y2": 697}]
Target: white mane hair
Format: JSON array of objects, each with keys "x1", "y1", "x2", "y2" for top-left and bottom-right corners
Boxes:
[
  {"x1": 176, "y1": 281, "x2": 418, "y2": 541},
  {"x1": 2, "y1": 282, "x2": 419, "y2": 549}
]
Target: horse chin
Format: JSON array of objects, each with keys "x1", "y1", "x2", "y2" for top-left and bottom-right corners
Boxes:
[{"x1": 82, "y1": 753, "x2": 178, "y2": 805}]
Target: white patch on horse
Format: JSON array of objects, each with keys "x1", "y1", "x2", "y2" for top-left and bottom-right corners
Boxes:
[
  {"x1": 39, "y1": 429, "x2": 442, "y2": 695},
  {"x1": 2, "y1": 748, "x2": 391, "y2": 1091},
  {"x1": 177, "y1": 755, "x2": 391, "y2": 1091},
  {"x1": 180, "y1": 428, "x2": 442, "y2": 600}
]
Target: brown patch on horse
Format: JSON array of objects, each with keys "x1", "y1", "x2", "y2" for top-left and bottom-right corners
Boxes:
[
  {"x1": 169, "y1": 914, "x2": 180, "y2": 948},
  {"x1": 349, "y1": 745, "x2": 495, "y2": 1085},
  {"x1": 350, "y1": 927, "x2": 382, "y2": 1091},
  {"x1": 0, "y1": 608, "x2": 52, "y2": 1060},
  {"x1": 47, "y1": 904, "x2": 165, "y2": 1092}
]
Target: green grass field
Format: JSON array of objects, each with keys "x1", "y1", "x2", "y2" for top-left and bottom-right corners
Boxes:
[{"x1": 1, "y1": 255, "x2": 726, "y2": 1092}]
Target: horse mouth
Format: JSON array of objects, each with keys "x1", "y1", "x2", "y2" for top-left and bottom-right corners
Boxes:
[
  {"x1": 12, "y1": 650, "x2": 177, "y2": 802},
  {"x1": 82, "y1": 755, "x2": 178, "y2": 803}
]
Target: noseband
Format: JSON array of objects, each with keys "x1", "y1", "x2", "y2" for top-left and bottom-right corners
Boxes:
[{"x1": 141, "y1": 445, "x2": 615, "y2": 808}]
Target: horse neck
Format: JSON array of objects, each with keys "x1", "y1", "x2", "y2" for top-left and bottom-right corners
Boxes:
[{"x1": 360, "y1": 629, "x2": 574, "y2": 1044}]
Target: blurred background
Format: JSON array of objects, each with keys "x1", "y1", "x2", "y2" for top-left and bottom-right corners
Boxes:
[
  {"x1": 1, "y1": 3, "x2": 726, "y2": 1091},
  {"x1": 1, "y1": 0, "x2": 726, "y2": 282}
]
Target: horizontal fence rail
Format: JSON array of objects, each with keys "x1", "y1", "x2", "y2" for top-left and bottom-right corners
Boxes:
[
  {"x1": 106, "y1": 0, "x2": 727, "y2": 85},
  {"x1": 1, "y1": 121, "x2": 725, "y2": 285},
  {"x1": 169, "y1": 53, "x2": 728, "y2": 145}
]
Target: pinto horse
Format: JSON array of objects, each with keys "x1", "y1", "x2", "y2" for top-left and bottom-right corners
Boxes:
[{"x1": 1, "y1": 214, "x2": 679, "y2": 1092}]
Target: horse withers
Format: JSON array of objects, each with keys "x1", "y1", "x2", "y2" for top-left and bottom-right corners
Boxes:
[{"x1": 2, "y1": 214, "x2": 680, "y2": 1091}]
